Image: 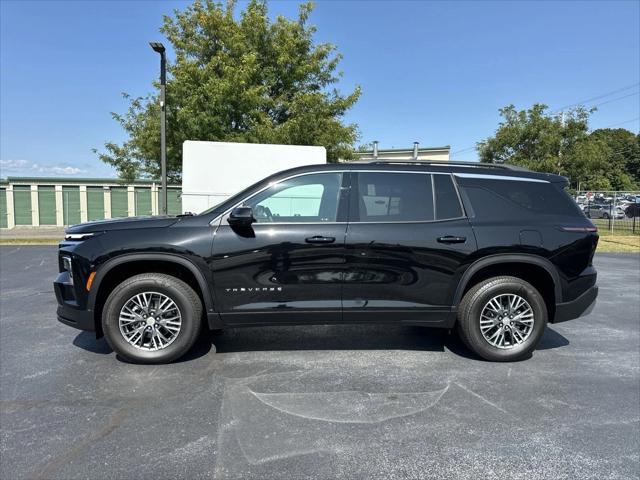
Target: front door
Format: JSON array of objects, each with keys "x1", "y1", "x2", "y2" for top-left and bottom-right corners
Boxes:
[
  {"x1": 343, "y1": 171, "x2": 477, "y2": 325},
  {"x1": 211, "y1": 171, "x2": 349, "y2": 326}
]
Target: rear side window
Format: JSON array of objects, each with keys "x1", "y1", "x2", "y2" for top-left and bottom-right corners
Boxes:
[
  {"x1": 355, "y1": 173, "x2": 434, "y2": 222},
  {"x1": 459, "y1": 178, "x2": 584, "y2": 218},
  {"x1": 434, "y1": 174, "x2": 463, "y2": 219}
]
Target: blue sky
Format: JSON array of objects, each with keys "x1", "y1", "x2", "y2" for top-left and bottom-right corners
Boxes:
[{"x1": 1, "y1": 0, "x2": 639, "y2": 178}]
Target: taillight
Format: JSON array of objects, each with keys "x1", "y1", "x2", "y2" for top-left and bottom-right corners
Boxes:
[{"x1": 560, "y1": 226, "x2": 598, "y2": 233}]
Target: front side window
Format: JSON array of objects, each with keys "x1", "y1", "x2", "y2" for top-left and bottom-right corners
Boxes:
[
  {"x1": 244, "y1": 172, "x2": 342, "y2": 223},
  {"x1": 355, "y1": 172, "x2": 434, "y2": 222}
]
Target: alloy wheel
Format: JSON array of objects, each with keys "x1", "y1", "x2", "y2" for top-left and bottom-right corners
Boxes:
[
  {"x1": 479, "y1": 293, "x2": 535, "y2": 349},
  {"x1": 118, "y1": 292, "x2": 182, "y2": 351}
]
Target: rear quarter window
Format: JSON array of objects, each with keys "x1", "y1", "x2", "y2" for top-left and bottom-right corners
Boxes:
[{"x1": 459, "y1": 178, "x2": 584, "y2": 219}]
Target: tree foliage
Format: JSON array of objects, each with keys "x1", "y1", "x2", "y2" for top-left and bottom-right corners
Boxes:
[
  {"x1": 477, "y1": 104, "x2": 639, "y2": 190},
  {"x1": 95, "y1": 0, "x2": 361, "y2": 181},
  {"x1": 590, "y1": 128, "x2": 640, "y2": 187}
]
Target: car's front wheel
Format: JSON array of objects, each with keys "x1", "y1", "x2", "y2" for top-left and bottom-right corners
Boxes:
[
  {"x1": 456, "y1": 276, "x2": 547, "y2": 361},
  {"x1": 102, "y1": 273, "x2": 203, "y2": 364}
]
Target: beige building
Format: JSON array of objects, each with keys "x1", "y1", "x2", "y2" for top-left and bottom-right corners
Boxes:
[{"x1": 352, "y1": 142, "x2": 450, "y2": 162}]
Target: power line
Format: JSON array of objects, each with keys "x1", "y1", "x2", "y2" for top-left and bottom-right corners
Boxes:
[
  {"x1": 549, "y1": 82, "x2": 640, "y2": 114},
  {"x1": 599, "y1": 117, "x2": 640, "y2": 129},
  {"x1": 589, "y1": 91, "x2": 639, "y2": 109},
  {"x1": 451, "y1": 83, "x2": 640, "y2": 158},
  {"x1": 451, "y1": 145, "x2": 477, "y2": 155}
]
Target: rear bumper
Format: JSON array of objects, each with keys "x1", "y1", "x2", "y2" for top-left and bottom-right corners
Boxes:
[{"x1": 553, "y1": 285, "x2": 598, "y2": 323}]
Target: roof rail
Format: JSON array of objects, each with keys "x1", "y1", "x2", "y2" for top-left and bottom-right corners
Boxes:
[{"x1": 359, "y1": 160, "x2": 529, "y2": 171}]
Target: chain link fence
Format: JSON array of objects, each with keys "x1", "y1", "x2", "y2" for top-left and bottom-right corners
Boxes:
[{"x1": 575, "y1": 191, "x2": 640, "y2": 234}]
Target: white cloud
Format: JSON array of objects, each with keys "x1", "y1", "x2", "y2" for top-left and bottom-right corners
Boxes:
[{"x1": 0, "y1": 159, "x2": 86, "y2": 176}]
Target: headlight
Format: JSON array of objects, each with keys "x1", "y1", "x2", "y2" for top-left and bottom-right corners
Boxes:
[
  {"x1": 62, "y1": 256, "x2": 73, "y2": 282},
  {"x1": 64, "y1": 232, "x2": 96, "y2": 241}
]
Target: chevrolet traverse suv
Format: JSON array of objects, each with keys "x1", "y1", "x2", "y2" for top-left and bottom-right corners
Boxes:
[{"x1": 54, "y1": 161, "x2": 599, "y2": 363}]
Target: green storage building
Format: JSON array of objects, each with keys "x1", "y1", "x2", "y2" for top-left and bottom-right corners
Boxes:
[{"x1": 0, "y1": 177, "x2": 181, "y2": 229}]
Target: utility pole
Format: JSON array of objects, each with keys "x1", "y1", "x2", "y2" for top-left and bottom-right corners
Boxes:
[
  {"x1": 558, "y1": 111, "x2": 565, "y2": 175},
  {"x1": 150, "y1": 42, "x2": 167, "y2": 215}
]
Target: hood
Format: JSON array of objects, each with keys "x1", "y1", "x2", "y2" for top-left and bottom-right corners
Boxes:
[{"x1": 65, "y1": 215, "x2": 180, "y2": 234}]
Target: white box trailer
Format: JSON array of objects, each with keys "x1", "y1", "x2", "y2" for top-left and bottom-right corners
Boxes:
[{"x1": 181, "y1": 141, "x2": 327, "y2": 214}]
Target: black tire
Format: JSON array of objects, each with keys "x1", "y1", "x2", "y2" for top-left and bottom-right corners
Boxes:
[
  {"x1": 602, "y1": 213, "x2": 609, "y2": 219},
  {"x1": 102, "y1": 273, "x2": 203, "y2": 364},
  {"x1": 456, "y1": 276, "x2": 547, "y2": 362}
]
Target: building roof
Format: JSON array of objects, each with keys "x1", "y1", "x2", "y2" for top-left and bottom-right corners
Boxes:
[
  {"x1": 0, "y1": 176, "x2": 180, "y2": 186},
  {"x1": 355, "y1": 146, "x2": 451, "y2": 156}
]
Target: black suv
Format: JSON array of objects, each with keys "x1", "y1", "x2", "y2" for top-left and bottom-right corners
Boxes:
[{"x1": 54, "y1": 161, "x2": 599, "y2": 363}]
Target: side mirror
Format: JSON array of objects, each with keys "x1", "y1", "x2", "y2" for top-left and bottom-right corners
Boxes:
[{"x1": 228, "y1": 206, "x2": 255, "y2": 228}]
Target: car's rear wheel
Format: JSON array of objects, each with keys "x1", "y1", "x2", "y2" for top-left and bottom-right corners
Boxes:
[
  {"x1": 102, "y1": 273, "x2": 203, "y2": 364},
  {"x1": 456, "y1": 276, "x2": 547, "y2": 361},
  {"x1": 602, "y1": 212, "x2": 609, "y2": 219}
]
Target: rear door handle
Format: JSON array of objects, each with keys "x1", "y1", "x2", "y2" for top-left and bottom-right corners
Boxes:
[
  {"x1": 305, "y1": 236, "x2": 336, "y2": 244},
  {"x1": 437, "y1": 235, "x2": 467, "y2": 244}
]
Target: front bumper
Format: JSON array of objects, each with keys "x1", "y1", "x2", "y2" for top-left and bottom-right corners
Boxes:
[
  {"x1": 553, "y1": 285, "x2": 598, "y2": 323},
  {"x1": 54, "y1": 272, "x2": 95, "y2": 331}
]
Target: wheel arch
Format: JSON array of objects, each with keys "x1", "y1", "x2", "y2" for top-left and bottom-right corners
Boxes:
[
  {"x1": 88, "y1": 253, "x2": 219, "y2": 335},
  {"x1": 454, "y1": 254, "x2": 561, "y2": 321}
]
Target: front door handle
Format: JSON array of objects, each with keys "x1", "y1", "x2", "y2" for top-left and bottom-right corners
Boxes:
[
  {"x1": 305, "y1": 236, "x2": 336, "y2": 244},
  {"x1": 437, "y1": 235, "x2": 467, "y2": 244}
]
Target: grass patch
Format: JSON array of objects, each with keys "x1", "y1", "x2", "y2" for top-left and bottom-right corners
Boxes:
[
  {"x1": 591, "y1": 219, "x2": 639, "y2": 236},
  {"x1": 597, "y1": 235, "x2": 640, "y2": 253},
  {"x1": 0, "y1": 238, "x2": 60, "y2": 245}
]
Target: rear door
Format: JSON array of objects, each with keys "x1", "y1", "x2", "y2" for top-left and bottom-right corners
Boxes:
[
  {"x1": 342, "y1": 171, "x2": 477, "y2": 324},
  {"x1": 211, "y1": 171, "x2": 349, "y2": 325}
]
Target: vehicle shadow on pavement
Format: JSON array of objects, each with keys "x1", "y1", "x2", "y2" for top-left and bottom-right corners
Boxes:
[
  {"x1": 72, "y1": 323, "x2": 569, "y2": 362},
  {"x1": 211, "y1": 324, "x2": 448, "y2": 353},
  {"x1": 72, "y1": 331, "x2": 113, "y2": 354},
  {"x1": 537, "y1": 326, "x2": 571, "y2": 350},
  {"x1": 71, "y1": 331, "x2": 215, "y2": 363},
  {"x1": 445, "y1": 325, "x2": 570, "y2": 361}
]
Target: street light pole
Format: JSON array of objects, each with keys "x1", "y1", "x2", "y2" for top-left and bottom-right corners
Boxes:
[{"x1": 150, "y1": 42, "x2": 167, "y2": 215}]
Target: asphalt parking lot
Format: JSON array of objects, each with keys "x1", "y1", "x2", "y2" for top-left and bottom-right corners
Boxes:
[{"x1": 0, "y1": 246, "x2": 638, "y2": 480}]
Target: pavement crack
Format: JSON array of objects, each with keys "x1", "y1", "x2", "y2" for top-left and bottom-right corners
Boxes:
[
  {"x1": 454, "y1": 382, "x2": 520, "y2": 421},
  {"x1": 32, "y1": 401, "x2": 137, "y2": 480}
]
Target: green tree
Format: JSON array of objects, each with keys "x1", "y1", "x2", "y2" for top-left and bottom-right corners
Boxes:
[
  {"x1": 590, "y1": 128, "x2": 640, "y2": 187},
  {"x1": 95, "y1": 0, "x2": 361, "y2": 181},
  {"x1": 477, "y1": 104, "x2": 638, "y2": 190},
  {"x1": 563, "y1": 137, "x2": 613, "y2": 191},
  {"x1": 477, "y1": 104, "x2": 591, "y2": 174}
]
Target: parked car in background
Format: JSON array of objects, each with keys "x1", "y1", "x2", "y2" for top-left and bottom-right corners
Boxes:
[
  {"x1": 583, "y1": 203, "x2": 625, "y2": 219},
  {"x1": 625, "y1": 203, "x2": 640, "y2": 218}
]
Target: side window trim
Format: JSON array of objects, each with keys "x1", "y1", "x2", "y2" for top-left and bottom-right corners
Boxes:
[
  {"x1": 350, "y1": 171, "x2": 467, "y2": 224},
  {"x1": 451, "y1": 173, "x2": 472, "y2": 218},
  {"x1": 431, "y1": 174, "x2": 437, "y2": 220},
  {"x1": 337, "y1": 171, "x2": 351, "y2": 223},
  {"x1": 212, "y1": 169, "x2": 469, "y2": 225}
]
